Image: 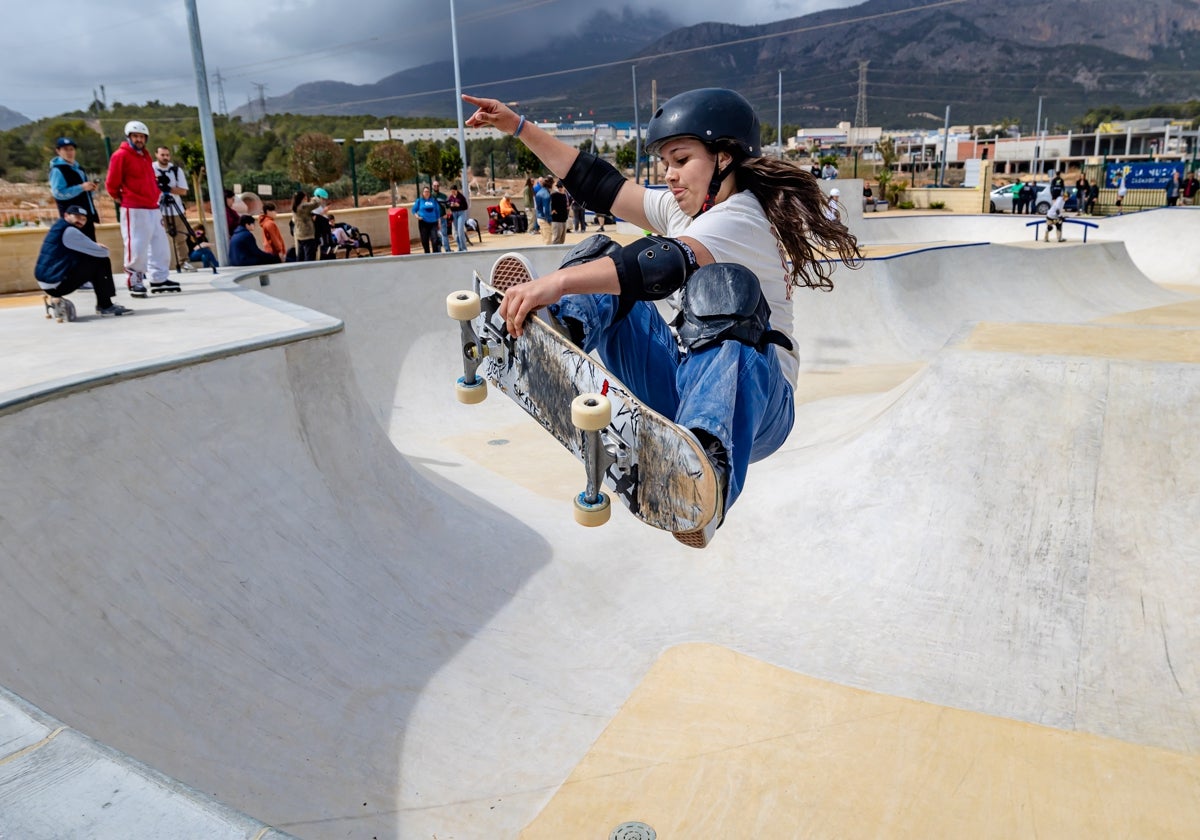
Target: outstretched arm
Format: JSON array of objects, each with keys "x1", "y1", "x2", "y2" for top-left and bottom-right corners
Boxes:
[{"x1": 463, "y1": 94, "x2": 649, "y2": 229}]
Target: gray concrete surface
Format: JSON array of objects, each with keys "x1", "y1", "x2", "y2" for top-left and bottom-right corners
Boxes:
[{"x1": 0, "y1": 210, "x2": 1198, "y2": 838}]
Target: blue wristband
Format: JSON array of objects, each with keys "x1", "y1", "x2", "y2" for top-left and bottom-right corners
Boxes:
[{"x1": 514, "y1": 115, "x2": 526, "y2": 138}]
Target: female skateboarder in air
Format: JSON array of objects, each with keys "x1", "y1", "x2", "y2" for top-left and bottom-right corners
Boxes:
[{"x1": 463, "y1": 88, "x2": 862, "y2": 544}]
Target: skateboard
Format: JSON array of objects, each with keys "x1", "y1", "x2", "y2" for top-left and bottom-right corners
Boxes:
[
  {"x1": 43, "y1": 295, "x2": 76, "y2": 323},
  {"x1": 447, "y1": 253, "x2": 720, "y2": 547}
]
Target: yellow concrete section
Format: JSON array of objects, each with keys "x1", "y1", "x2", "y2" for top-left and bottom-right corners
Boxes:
[
  {"x1": 522, "y1": 644, "x2": 1200, "y2": 839},
  {"x1": 963, "y1": 322, "x2": 1200, "y2": 363},
  {"x1": 795, "y1": 362, "x2": 925, "y2": 403},
  {"x1": 1094, "y1": 298, "x2": 1200, "y2": 327}
]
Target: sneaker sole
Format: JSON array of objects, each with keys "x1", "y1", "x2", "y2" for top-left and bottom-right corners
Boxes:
[{"x1": 490, "y1": 253, "x2": 536, "y2": 291}]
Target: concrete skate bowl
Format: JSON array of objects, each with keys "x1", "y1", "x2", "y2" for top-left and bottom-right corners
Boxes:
[
  {"x1": 859, "y1": 206, "x2": 1200, "y2": 286},
  {"x1": 1, "y1": 245, "x2": 1199, "y2": 838}
]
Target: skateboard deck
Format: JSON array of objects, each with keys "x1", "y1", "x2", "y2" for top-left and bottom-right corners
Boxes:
[
  {"x1": 43, "y1": 295, "x2": 76, "y2": 323},
  {"x1": 448, "y1": 253, "x2": 720, "y2": 545}
]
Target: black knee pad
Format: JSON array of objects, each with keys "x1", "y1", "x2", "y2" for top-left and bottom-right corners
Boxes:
[{"x1": 674, "y1": 263, "x2": 793, "y2": 354}]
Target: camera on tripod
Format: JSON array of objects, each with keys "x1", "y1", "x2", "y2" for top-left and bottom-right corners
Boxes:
[{"x1": 157, "y1": 172, "x2": 172, "y2": 194}]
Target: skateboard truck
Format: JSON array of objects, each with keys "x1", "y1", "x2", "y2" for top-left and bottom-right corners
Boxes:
[
  {"x1": 446, "y1": 289, "x2": 489, "y2": 404},
  {"x1": 571, "y1": 393, "x2": 614, "y2": 527}
]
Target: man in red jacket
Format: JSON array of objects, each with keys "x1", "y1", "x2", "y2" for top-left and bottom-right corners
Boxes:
[{"x1": 105, "y1": 120, "x2": 179, "y2": 297}]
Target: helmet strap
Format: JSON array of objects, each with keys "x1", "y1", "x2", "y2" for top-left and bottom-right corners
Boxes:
[{"x1": 694, "y1": 156, "x2": 739, "y2": 218}]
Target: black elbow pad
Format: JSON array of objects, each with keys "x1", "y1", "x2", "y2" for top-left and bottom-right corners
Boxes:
[
  {"x1": 609, "y1": 236, "x2": 698, "y2": 321},
  {"x1": 563, "y1": 152, "x2": 626, "y2": 215}
]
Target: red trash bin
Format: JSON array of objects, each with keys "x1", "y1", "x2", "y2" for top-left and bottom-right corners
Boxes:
[{"x1": 389, "y1": 207, "x2": 410, "y2": 255}]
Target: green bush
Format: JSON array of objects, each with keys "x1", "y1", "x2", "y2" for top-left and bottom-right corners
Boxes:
[
  {"x1": 929, "y1": 201, "x2": 946, "y2": 210},
  {"x1": 898, "y1": 201, "x2": 915, "y2": 210}
]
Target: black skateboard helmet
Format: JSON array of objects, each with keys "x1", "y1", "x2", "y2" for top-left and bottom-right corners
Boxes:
[{"x1": 645, "y1": 88, "x2": 760, "y2": 158}]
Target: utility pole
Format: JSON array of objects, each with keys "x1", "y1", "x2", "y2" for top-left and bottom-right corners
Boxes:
[
  {"x1": 939, "y1": 105, "x2": 950, "y2": 187},
  {"x1": 1033, "y1": 95, "x2": 1043, "y2": 176},
  {"x1": 183, "y1": 0, "x2": 229, "y2": 267},
  {"x1": 854, "y1": 60, "x2": 869, "y2": 148},
  {"x1": 450, "y1": 0, "x2": 470, "y2": 194},
  {"x1": 651, "y1": 79, "x2": 658, "y2": 183},
  {"x1": 778, "y1": 71, "x2": 783, "y2": 159},
  {"x1": 213, "y1": 70, "x2": 227, "y2": 116},
  {"x1": 252, "y1": 83, "x2": 268, "y2": 124},
  {"x1": 632, "y1": 66, "x2": 641, "y2": 185}
]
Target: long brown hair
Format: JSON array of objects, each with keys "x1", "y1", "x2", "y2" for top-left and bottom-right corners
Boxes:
[{"x1": 718, "y1": 142, "x2": 863, "y2": 292}]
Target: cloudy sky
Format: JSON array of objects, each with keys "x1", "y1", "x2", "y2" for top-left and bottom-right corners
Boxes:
[{"x1": 1, "y1": 0, "x2": 861, "y2": 120}]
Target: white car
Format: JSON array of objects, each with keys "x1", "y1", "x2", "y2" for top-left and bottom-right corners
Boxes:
[{"x1": 990, "y1": 183, "x2": 1079, "y2": 214}]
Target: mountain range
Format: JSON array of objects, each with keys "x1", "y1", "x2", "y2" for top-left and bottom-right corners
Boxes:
[
  {"x1": 0, "y1": 105, "x2": 30, "y2": 131},
  {"x1": 244, "y1": 0, "x2": 1200, "y2": 131}
]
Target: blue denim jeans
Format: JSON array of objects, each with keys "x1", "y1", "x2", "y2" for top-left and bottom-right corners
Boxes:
[
  {"x1": 452, "y1": 210, "x2": 468, "y2": 251},
  {"x1": 189, "y1": 248, "x2": 219, "y2": 269},
  {"x1": 551, "y1": 294, "x2": 794, "y2": 511}
]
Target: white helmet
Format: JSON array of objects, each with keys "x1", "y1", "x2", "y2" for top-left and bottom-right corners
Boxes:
[
  {"x1": 830, "y1": 188, "x2": 840, "y2": 197},
  {"x1": 124, "y1": 120, "x2": 149, "y2": 138}
]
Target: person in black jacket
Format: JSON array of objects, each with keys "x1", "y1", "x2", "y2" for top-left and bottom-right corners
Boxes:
[{"x1": 228, "y1": 216, "x2": 281, "y2": 266}]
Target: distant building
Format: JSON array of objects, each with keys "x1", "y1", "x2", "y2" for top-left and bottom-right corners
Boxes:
[{"x1": 356, "y1": 121, "x2": 639, "y2": 148}]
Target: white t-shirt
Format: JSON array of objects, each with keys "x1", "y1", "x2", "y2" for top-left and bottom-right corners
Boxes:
[
  {"x1": 642, "y1": 188, "x2": 798, "y2": 386},
  {"x1": 153, "y1": 161, "x2": 188, "y2": 214}
]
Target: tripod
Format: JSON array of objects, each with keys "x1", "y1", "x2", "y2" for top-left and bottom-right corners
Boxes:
[{"x1": 159, "y1": 192, "x2": 199, "y2": 273}]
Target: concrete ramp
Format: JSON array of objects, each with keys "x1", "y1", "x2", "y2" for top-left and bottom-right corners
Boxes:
[
  {"x1": 859, "y1": 206, "x2": 1200, "y2": 286},
  {"x1": 1, "y1": 243, "x2": 1198, "y2": 838},
  {"x1": 799, "y1": 240, "x2": 1184, "y2": 367}
]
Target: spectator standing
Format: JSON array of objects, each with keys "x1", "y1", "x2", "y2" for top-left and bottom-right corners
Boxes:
[
  {"x1": 188, "y1": 223, "x2": 219, "y2": 270},
  {"x1": 549, "y1": 180, "x2": 569, "y2": 244},
  {"x1": 35, "y1": 205, "x2": 131, "y2": 317},
  {"x1": 412, "y1": 186, "x2": 442, "y2": 253},
  {"x1": 1009, "y1": 180, "x2": 1022, "y2": 214},
  {"x1": 223, "y1": 189, "x2": 240, "y2": 242},
  {"x1": 291, "y1": 191, "x2": 321, "y2": 261},
  {"x1": 1075, "y1": 175, "x2": 1090, "y2": 214},
  {"x1": 1116, "y1": 174, "x2": 1127, "y2": 214},
  {"x1": 523, "y1": 177, "x2": 539, "y2": 233},
  {"x1": 1182, "y1": 170, "x2": 1200, "y2": 206},
  {"x1": 1019, "y1": 180, "x2": 1034, "y2": 215},
  {"x1": 48, "y1": 137, "x2": 100, "y2": 240},
  {"x1": 104, "y1": 120, "x2": 178, "y2": 297},
  {"x1": 570, "y1": 190, "x2": 586, "y2": 232},
  {"x1": 1048, "y1": 170, "x2": 1065, "y2": 200},
  {"x1": 1166, "y1": 171, "x2": 1181, "y2": 207},
  {"x1": 535, "y1": 176, "x2": 553, "y2": 245},
  {"x1": 258, "y1": 202, "x2": 286, "y2": 261},
  {"x1": 153, "y1": 145, "x2": 193, "y2": 271},
  {"x1": 1086, "y1": 181, "x2": 1099, "y2": 215},
  {"x1": 447, "y1": 184, "x2": 470, "y2": 252},
  {"x1": 431, "y1": 180, "x2": 451, "y2": 253},
  {"x1": 228, "y1": 215, "x2": 281, "y2": 266}
]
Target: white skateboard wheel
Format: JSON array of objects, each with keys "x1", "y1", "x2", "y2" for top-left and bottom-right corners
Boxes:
[
  {"x1": 446, "y1": 290, "x2": 481, "y2": 320},
  {"x1": 455, "y1": 376, "x2": 487, "y2": 404},
  {"x1": 574, "y1": 492, "x2": 611, "y2": 527},
  {"x1": 571, "y1": 393, "x2": 611, "y2": 431}
]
